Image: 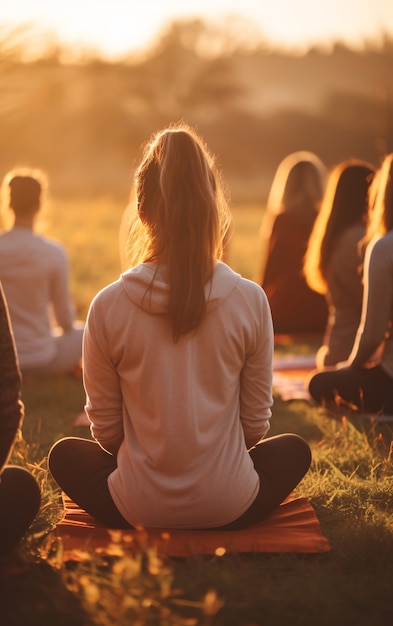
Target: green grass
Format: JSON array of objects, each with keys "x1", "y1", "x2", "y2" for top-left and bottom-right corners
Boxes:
[
  {"x1": 2, "y1": 198, "x2": 393, "y2": 626},
  {"x1": 6, "y1": 377, "x2": 393, "y2": 626}
]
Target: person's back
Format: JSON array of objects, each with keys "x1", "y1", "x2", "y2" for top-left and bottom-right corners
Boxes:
[
  {"x1": 0, "y1": 228, "x2": 74, "y2": 368},
  {"x1": 304, "y1": 160, "x2": 376, "y2": 368},
  {"x1": 323, "y1": 223, "x2": 365, "y2": 364},
  {"x1": 48, "y1": 123, "x2": 311, "y2": 532},
  {"x1": 258, "y1": 152, "x2": 328, "y2": 335},
  {"x1": 354, "y1": 231, "x2": 393, "y2": 377},
  {"x1": 261, "y1": 208, "x2": 328, "y2": 334},
  {"x1": 86, "y1": 261, "x2": 274, "y2": 527},
  {"x1": 308, "y1": 154, "x2": 393, "y2": 415},
  {"x1": 0, "y1": 169, "x2": 83, "y2": 374}
]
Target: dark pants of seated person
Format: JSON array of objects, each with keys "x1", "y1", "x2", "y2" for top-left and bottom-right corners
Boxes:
[
  {"x1": 48, "y1": 433, "x2": 311, "y2": 530},
  {"x1": 308, "y1": 364, "x2": 393, "y2": 415},
  {"x1": 0, "y1": 466, "x2": 41, "y2": 558}
]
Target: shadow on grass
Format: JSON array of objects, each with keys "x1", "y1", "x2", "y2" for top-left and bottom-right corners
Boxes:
[{"x1": 0, "y1": 556, "x2": 94, "y2": 626}]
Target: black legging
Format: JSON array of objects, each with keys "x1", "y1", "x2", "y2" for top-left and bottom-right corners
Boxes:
[
  {"x1": 48, "y1": 433, "x2": 311, "y2": 530},
  {"x1": 219, "y1": 433, "x2": 311, "y2": 530},
  {"x1": 308, "y1": 364, "x2": 393, "y2": 415},
  {"x1": 0, "y1": 466, "x2": 41, "y2": 558}
]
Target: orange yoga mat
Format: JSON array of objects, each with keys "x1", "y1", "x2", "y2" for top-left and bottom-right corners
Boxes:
[{"x1": 55, "y1": 495, "x2": 330, "y2": 560}]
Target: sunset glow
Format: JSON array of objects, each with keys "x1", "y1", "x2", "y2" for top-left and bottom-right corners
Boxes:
[{"x1": 1, "y1": 0, "x2": 392, "y2": 58}]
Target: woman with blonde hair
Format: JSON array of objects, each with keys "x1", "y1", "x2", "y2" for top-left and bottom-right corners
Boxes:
[
  {"x1": 258, "y1": 151, "x2": 328, "y2": 335},
  {"x1": 304, "y1": 160, "x2": 375, "y2": 369},
  {"x1": 48, "y1": 124, "x2": 311, "y2": 530},
  {"x1": 308, "y1": 153, "x2": 393, "y2": 415}
]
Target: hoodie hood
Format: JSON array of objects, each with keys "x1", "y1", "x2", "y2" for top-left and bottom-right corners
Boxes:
[{"x1": 120, "y1": 261, "x2": 242, "y2": 315}]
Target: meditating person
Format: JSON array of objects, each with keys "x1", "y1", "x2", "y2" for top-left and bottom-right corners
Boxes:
[
  {"x1": 257, "y1": 151, "x2": 328, "y2": 335},
  {"x1": 303, "y1": 160, "x2": 376, "y2": 369},
  {"x1": 0, "y1": 168, "x2": 84, "y2": 375},
  {"x1": 308, "y1": 153, "x2": 393, "y2": 415},
  {"x1": 48, "y1": 123, "x2": 311, "y2": 530},
  {"x1": 0, "y1": 282, "x2": 41, "y2": 558}
]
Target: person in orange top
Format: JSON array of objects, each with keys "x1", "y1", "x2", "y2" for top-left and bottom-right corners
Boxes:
[{"x1": 258, "y1": 151, "x2": 328, "y2": 335}]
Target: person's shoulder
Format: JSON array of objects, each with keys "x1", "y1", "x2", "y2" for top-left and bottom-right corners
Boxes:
[
  {"x1": 366, "y1": 233, "x2": 393, "y2": 271},
  {"x1": 214, "y1": 262, "x2": 252, "y2": 288},
  {"x1": 0, "y1": 228, "x2": 29, "y2": 244},
  {"x1": 34, "y1": 233, "x2": 69, "y2": 261},
  {"x1": 90, "y1": 277, "x2": 123, "y2": 307},
  {"x1": 238, "y1": 273, "x2": 265, "y2": 293},
  {"x1": 380, "y1": 231, "x2": 393, "y2": 243},
  {"x1": 371, "y1": 232, "x2": 393, "y2": 255},
  {"x1": 229, "y1": 267, "x2": 269, "y2": 304},
  {"x1": 212, "y1": 262, "x2": 266, "y2": 301},
  {"x1": 37, "y1": 233, "x2": 66, "y2": 250}
]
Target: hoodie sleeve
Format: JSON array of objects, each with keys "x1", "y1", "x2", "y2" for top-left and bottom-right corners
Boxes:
[
  {"x1": 239, "y1": 284, "x2": 274, "y2": 448},
  {"x1": 83, "y1": 294, "x2": 124, "y2": 455}
]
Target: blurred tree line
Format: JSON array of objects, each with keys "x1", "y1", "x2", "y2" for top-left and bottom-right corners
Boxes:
[{"x1": 1, "y1": 18, "x2": 392, "y2": 204}]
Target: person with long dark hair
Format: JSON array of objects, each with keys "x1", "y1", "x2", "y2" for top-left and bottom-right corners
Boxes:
[
  {"x1": 308, "y1": 153, "x2": 393, "y2": 415},
  {"x1": 304, "y1": 160, "x2": 375, "y2": 368}
]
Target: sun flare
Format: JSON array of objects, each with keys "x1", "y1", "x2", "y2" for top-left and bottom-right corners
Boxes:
[{"x1": 1, "y1": 0, "x2": 392, "y2": 59}]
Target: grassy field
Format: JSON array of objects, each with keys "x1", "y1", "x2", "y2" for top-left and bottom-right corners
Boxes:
[{"x1": 2, "y1": 198, "x2": 393, "y2": 626}]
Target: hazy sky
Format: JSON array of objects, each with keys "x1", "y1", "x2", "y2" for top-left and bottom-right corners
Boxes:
[{"x1": 1, "y1": 0, "x2": 392, "y2": 57}]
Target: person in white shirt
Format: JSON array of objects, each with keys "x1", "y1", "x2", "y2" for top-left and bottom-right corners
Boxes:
[
  {"x1": 308, "y1": 154, "x2": 393, "y2": 415},
  {"x1": 48, "y1": 124, "x2": 311, "y2": 530},
  {"x1": 0, "y1": 168, "x2": 83, "y2": 374}
]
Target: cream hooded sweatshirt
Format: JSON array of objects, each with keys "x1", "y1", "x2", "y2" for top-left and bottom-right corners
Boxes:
[{"x1": 83, "y1": 261, "x2": 274, "y2": 528}]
